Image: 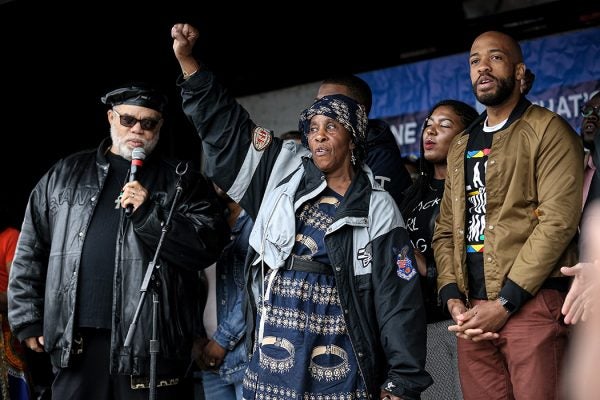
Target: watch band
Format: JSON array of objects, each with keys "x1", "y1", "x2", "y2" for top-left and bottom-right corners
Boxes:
[{"x1": 498, "y1": 296, "x2": 516, "y2": 314}]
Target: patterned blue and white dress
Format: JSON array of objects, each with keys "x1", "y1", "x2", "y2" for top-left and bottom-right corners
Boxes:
[{"x1": 243, "y1": 188, "x2": 368, "y2": 400}]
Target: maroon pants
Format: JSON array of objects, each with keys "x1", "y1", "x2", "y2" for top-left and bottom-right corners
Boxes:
[{"x1": 457, "y1": 289, "x2": 569, "y2": 400}]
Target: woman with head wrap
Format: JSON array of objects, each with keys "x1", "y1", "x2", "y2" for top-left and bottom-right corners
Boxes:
[{"x1": 172, "y1": 23, "x2": 432, "y2": 400}]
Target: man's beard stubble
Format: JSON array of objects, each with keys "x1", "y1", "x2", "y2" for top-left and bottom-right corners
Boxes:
[{"x1": 472, "y1": 75, "x2": 516, "y2": 107}]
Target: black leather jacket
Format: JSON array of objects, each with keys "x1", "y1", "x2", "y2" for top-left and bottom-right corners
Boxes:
[{"x1": 8, "y1": 138, "x2": 228, "y2": 377}]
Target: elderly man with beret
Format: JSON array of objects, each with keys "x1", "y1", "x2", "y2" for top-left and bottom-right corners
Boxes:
[{"x1": 8, "y1": 84, "x2": 228, "y2": 400}]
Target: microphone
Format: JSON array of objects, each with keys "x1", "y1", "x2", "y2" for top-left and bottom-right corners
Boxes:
[{"x1": 125, "y1": 147, "x2": 146, "y2": 216}]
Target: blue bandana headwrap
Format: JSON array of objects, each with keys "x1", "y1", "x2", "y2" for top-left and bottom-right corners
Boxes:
[{"x1": 298, "y1": 94, "x2": 368, "y2": 165}]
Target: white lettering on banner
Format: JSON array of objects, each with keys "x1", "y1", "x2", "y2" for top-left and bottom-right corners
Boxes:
[
  {"x1": 390, "y1": 122, "x2": 418, "y2": 147},
  {"x1": 536, "y1": 95, "x2": 582, "y2": 119},
  {"x1": 534, "y1": 91, "x2": 599, "y2": 124}
]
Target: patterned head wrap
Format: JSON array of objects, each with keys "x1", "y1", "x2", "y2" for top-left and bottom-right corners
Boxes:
[{"x1": 298, "y1": 94, "x2": 368, "y2": 165}]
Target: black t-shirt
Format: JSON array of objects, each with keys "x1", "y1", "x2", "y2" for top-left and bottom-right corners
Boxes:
[
  {"x1": 404, "y1": 178, "x2": 446, "y2": 322},
  {"x1": 77, "y1": 152, "x2": 129, "y2": 329}
]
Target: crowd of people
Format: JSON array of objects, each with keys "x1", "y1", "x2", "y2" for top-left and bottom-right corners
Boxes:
[{"x1": 0, "y1": 21, "x2": 596, "y2": 400}]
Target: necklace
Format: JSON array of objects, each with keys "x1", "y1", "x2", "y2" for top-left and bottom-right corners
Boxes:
[
  {"x1": 109, "y1": 164, "x2": 130, "y2": 210},
  {"x1": 104, "y1": 151, "x2": 133, "y2": 210},
  {"x1": 428, "y1": 178, "x2": 444, "y2": 193},
  {"x1": 114, "y1": 191, "x2": 124, "y2": 209},
  {"x1": 114, "y1": 170, "x2": 131, "y2": 209}
]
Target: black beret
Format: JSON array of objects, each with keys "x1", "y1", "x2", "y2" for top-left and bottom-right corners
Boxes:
[{"x1": 101, "y1": 85, "x2": 168, "y2": 113}]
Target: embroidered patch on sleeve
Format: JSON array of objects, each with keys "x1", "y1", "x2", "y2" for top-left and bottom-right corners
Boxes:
[
  {"x1": 252, "y1": 126, "x2": 273, "y2": 151},
  {"x1": 395, "y1": 245, "x2": 417, "y2": 281}
]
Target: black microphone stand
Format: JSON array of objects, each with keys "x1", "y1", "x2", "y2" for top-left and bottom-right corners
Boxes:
[{"x1": 124, "y1": 162, "x2": 188, "y2": 400}]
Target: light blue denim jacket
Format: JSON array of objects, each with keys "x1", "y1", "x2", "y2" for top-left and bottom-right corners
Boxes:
[{"x1": 212, "y1": 210, "x2": 252, "y2": 383}]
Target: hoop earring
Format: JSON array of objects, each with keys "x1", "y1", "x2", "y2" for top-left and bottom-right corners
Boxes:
[{"x1": 351, "y1": 150, "x2": 356, "y2": 166}]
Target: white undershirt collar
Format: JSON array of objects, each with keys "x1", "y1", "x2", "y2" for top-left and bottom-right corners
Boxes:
[{"x1": 483, "y1": 116, "x2": 508, "y2": 132}]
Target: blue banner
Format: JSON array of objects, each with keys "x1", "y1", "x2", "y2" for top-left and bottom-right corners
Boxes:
[{"x1": 360, "y1": 27, "x2": 600, "y2": 159}]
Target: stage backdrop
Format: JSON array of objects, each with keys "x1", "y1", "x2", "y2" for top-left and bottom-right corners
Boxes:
[{"x1": 360, "y1": 26, "x2": 600, "y2": 159}]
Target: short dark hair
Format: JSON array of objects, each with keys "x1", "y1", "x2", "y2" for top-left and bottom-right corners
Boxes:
[{"x1": 321, "y1": 74, "x2": 373, "y2": 115}]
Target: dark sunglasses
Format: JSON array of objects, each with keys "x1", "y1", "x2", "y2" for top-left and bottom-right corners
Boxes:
[
  {"x1": 581, "y1": 104, "x2": 600, "y2": 118},
  {"x1": 112, "y1": 109, "x2": 161, "y2": 130}
]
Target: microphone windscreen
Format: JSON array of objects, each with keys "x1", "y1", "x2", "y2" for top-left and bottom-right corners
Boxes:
[{"x1": 132, "y1": 147, "x2": 146, "y2": 161}]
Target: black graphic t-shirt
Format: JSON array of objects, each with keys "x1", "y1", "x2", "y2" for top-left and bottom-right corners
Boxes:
[
  {"x1": 405, "y1": 179, "x2": 444, "y2": 268},
  {"x1": 465, "y1": 129, "x2": 493, "y2": 299},
  {"x1": 404, "y1": 178, "x2": 445, "y2": 322}
]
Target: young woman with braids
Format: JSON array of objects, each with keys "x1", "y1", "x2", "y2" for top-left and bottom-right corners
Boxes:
[{"x1": 400, "y1": 100, "x2": 478, "y2": 400}]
